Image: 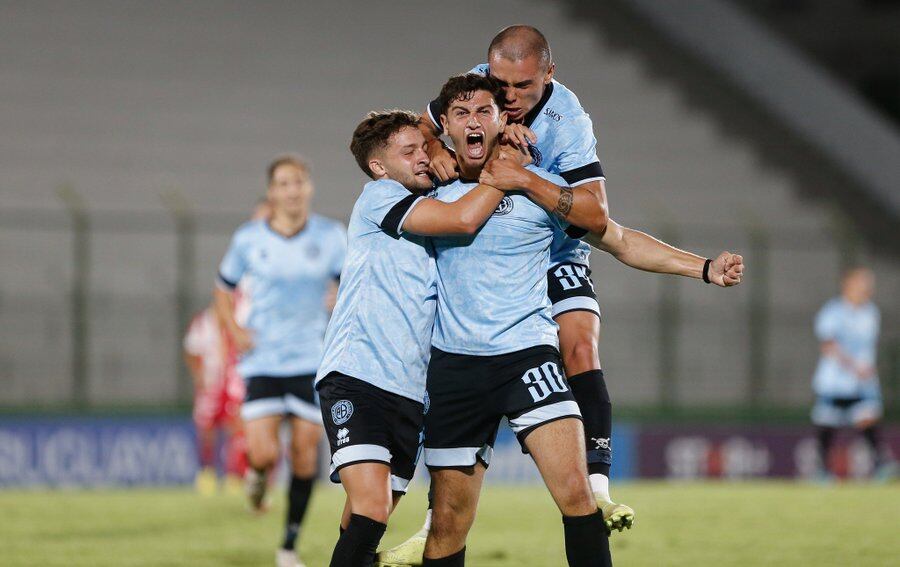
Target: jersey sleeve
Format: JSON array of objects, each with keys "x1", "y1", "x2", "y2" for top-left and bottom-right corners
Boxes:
[
  {"x1": 361, "y1": 180, "x2": 426, "y2": 238},
  {"x1": 814, "y1": 303, "x2": 840, "y2": 341},
  {"x1": 554, "y1": 113, "x2": 606, "y2": 187},
  {"x1": 427, "y1": 63, "x2": 490, "y2": 132},
  {"x1": 329, "y1": 223, "x2": 348, "y2": 279},
  {"x1": 216, "y1": 228, "x2": 250, "y2": 290}
]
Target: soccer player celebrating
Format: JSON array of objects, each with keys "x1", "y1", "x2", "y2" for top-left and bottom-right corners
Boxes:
[
  {"x1": 315, "y1": 110, "x2": 514, "y2": 567},
  {"x1": 379, "y1": 26, "x2": 628, "y2": 565},
  {"x1": 811, "y1": 267, "x2": 896, "y2": 480},
  {"x1": 403, "y1": 73, "x2": 742, "y2": 567},
  {"x1": 214, "y1": 155, "x2": 347, "y2": 567},
  {"x1": 420, "y1": 73, "x2": 611, "y2": 567},
  {"x1": 427, "y1": 23, "x2": 630, "y2": 530}
]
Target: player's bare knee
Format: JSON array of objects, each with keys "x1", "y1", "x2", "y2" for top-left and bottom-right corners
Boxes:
[
  {"x1": 352, "y1": 496, "x2": 391, "y2": 524},
  {"x1": 248, "y1": 447, "x2": 278, "y2": 471},
  {"x1": 555, "y1": 473, "x2": 595, "y2": 516},
  {"x1": 562, "y1": 338, "x2": 598, "y2": 376}
]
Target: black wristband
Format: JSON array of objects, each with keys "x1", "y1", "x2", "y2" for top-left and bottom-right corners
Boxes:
[{"x1": 702, "y1": 258, "x2": 712, "y2": 284}]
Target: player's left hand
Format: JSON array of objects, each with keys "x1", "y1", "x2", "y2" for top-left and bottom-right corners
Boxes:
[
  {"x1": 480, "y1": 151, "x2": 532, "y2": 191},
  {"x1": 501, "y1": 123, "x2": 537, "y2": 150},
  {"x1": 708, "y1": 251, "x2": 744, "y2": 287}
]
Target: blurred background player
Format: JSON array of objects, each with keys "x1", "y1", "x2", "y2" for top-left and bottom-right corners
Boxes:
[
  {"x1": 214, "y1": 155, "x2": 347, "y2": 567},
  {"x1": 183, "y1": 302, "x2": 247, "y2": 495},
  {"x1": 812, "y1": 266, "x2": 896, "y2": 481}
]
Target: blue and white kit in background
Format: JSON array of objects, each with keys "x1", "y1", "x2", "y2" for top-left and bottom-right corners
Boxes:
[
  {"x1": 316, "y1": 179, "x2": 437, "y2": 403},
  {"x1": 216, "y1": 215, "x2": 346, "y2": 420},
  {"x1": 811, "y1": 297, "x2": 882, "y2": 426},
  {"x1": 428, "y1": 63, "x2": 602, "y2": 271}
]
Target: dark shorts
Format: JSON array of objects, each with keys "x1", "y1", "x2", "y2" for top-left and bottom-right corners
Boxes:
[
  {"x1": 812, "y1": 395, "x2": 883, "y2": 427},
  {"x1": 317, "y1": 373, "x2": 425, "y2": 493},
  {"x1": 241, "y1": 374, "x2": 321, "y2": 424},
  {"x1": 547, "y1": 262, "x2": 601, "y2": 319},
  {"x1": 423, "y1": 345, "x2": 582, "y2": 469}
]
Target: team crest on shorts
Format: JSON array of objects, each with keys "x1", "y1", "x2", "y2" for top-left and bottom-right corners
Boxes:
[
  {"x1": 331, "y1": 400, "x2": 353, "y2": 425},
  {"x1": 493, "y1": 196, "x2": 514, "y2": 216}
]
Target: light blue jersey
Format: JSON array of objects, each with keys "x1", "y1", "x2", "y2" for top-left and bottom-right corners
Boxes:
[
  {"x1": 428, "y1": 63, "x2": 603, "y2": 267},
  {"x1": 217, "y1": 215, "x2": 346, "y2": 379},
  {"x1": 812, "y1": 298, "x2": 881, "y2": 399},
  {"x1": 431, "y1": 166, "x2": 569, "y2": 356},
  {"x1": 316, "y1": 179, "x2": 437, "y2": 402}
]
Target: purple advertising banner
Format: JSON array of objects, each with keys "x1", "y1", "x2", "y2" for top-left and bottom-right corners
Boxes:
[{"x1": 637, "y1": 425, "x2": 900, "y2": 479}]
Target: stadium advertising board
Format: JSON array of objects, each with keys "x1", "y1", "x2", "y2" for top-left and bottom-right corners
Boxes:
[
  {"x1": 637, "y1": 425, "x2": 900, "y2": 479},
  {"x1": 0, "y1": 417, "x2": 197, "y2": 487}
]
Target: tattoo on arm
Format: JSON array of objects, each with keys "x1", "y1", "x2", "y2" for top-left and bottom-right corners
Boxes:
[{"x1": 554, "y1": 187, "x2": 573, "y2": 219}]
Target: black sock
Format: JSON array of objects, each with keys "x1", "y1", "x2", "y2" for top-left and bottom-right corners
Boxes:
[
  {"x1": 423, "y1": 546, "x2": 466, "y2": 566},
  {"x1": 568, "y1": 370, "x2": 612, "y2": 478},
  {"x1": 861, "y1": 425, "x2": 883, "y2": 466},
  {"x1": 563, "y1": 511, "x2": 611, "y2": 567},
  {"x1": 329, "y1": 514, "x2": 387, "y2": 567},
  {"x1": 817, "y1": 426, "x2": 836, "y2": 472},
  {"x1": 282, "y1": 476, "x2": 314, "y2": 550}
]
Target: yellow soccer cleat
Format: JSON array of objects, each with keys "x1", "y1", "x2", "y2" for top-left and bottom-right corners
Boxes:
[
  {"x1": 375, "y1": 526, "x2": 428, "y2": 567},
  {"x1": 597, "y1": 496, "x2": 634, "y2": 534}
]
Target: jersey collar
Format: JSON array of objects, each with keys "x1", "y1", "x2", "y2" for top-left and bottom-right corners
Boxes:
[{"x1": 521, "y1": 82, "x2": 554, "y2": 128}]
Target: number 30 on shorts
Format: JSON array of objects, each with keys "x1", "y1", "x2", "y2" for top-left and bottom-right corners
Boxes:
[{"x1": 521, "y1": 362, "x2": 568, "y2": 403}]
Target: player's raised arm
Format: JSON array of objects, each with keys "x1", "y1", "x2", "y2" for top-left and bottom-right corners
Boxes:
[
  {"x1": 401, "y1": 182, "x2": 504, "y2": 236},
  {"x1": 584, "y1": 219, "x2": 744, "y2": 287},
  {"x1": 479, "y1": 155, "x2": 609, "y2": 234}
]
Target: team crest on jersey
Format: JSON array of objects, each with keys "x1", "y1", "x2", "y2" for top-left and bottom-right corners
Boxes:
[
  {"x1": 528, "y1": 144, "x2": 543, "y2": 167},
  {"x1": 493, "y1": 196, "x2": 514, "y2": 216},
  {"x1": 331, "y1": 400, "x2": 353, "y2": 425}
]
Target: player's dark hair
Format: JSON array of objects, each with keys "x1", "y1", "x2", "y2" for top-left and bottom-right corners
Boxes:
[
  {"x1": 437, "y1": 73, "x2": 507, "y2": 117},
  {"x1": 349, "y1": 110, "x2": 420, "y2": 179},
  {"x1": 488, "y1": 25, "x2": 552, "y2": 71},
  {"x1": 266, "y1": 154, "x2": 310, "y2": 186}
]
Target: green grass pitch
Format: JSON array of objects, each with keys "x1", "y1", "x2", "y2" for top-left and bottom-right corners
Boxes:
[{"x1": 3, "y1": 481, "x2": 898, "y2": 566}]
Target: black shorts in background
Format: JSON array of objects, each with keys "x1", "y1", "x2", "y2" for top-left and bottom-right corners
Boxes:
[{"x1": 242, "y1": 374, "x2": 321, "y2": 423}]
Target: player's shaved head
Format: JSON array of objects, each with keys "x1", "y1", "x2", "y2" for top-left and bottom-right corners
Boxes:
[{"x1": 488, "y1": 25, "x2": 552, "y2": 71}]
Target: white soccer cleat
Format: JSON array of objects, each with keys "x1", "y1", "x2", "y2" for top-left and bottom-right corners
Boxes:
[
  {"x1": 275, "y1": 548, "x2": 305, "y2": 567},
  {"x1": 375, "y1": 526, "x2": 428, "y2": 567},
  {"x1": 597, "y1": 495, "x2": 635, "y2": 534},
  {"x1": 245, "y1": 469, "x2": 269, "y2": 513}
]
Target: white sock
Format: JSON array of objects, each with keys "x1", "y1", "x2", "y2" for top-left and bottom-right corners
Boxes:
[
  {"x1": 422, "y1": 508, "x2": 432, "y2": 531},
  {"x1": 590, "y1": 473, "x2": 611, "y2": 501}
]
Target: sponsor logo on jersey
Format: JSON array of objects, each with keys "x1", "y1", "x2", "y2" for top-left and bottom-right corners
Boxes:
[
  {"x1": 336, "y1": 427, "x2": 350, "y2": 446},
  {"x1": 493, "y1": 196, "x2": 514, "y2": 216},
  {"x1": 331, "y1": 400, "x2": 354, "y2": 425}
]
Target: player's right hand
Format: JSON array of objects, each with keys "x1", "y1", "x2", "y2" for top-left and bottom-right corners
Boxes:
[
  {"x1": 427, "y1": 140, "x2": 459, "y2": 182},
  {"x1": 501, "y1": 123, "x2": 537, "y2": 151}
]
